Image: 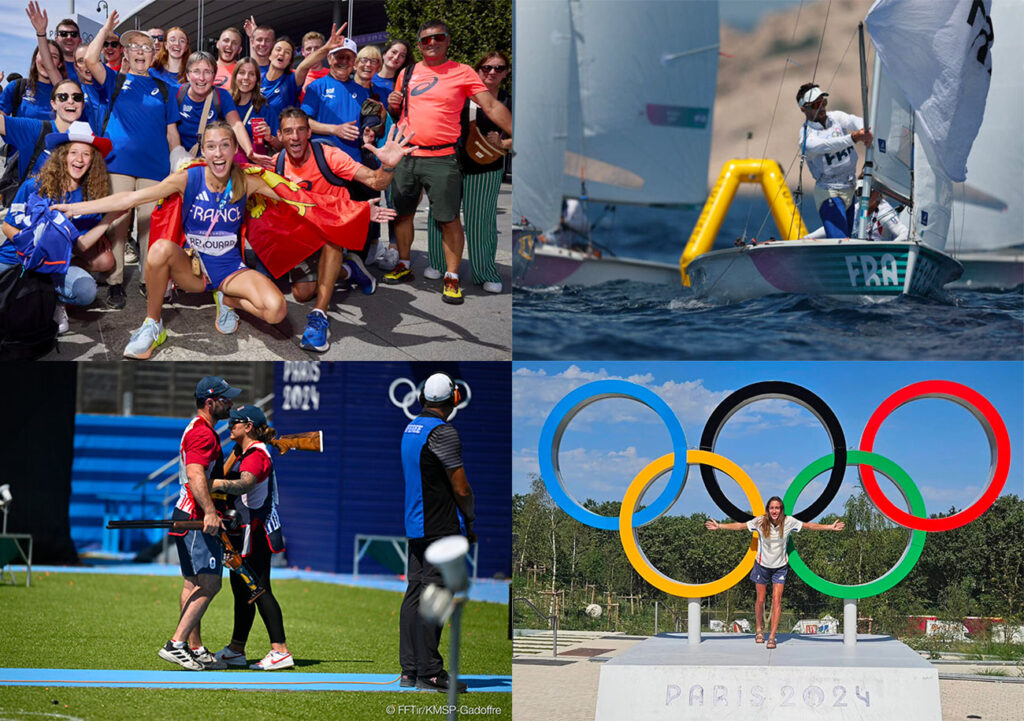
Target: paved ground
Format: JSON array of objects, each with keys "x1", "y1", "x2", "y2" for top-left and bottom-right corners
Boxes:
[
  {"x1": 45, "y1": 183, "x2": 512, "y2": 361},
  {"x1": 512, "y1": 632, "x2": 1024, "y2": 721}
]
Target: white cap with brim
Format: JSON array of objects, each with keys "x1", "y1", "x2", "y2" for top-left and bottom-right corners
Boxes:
[
  {"x1": 798, "y1": 86, "x2": 828, "y2": 107},
  {"x1": 423, "y1": 373, "x2": 455, "y2": 402},
  {"x1": 120, "y1": 29, "x2": 154, "y2": 48},
  {"x1": 328, "y1": 38, "x2": 358, "y2": 57}
]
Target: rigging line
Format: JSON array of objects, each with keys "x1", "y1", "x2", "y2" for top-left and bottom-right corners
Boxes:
[
  {"x1": 826, "y1": 28, "x2": 860, "y2": 93},
  {"x1": 811, "y1": 0, "x2": 833, "y2": 85},
  {"x1": 754, "y1": 151, "x2": 805, "y2": 242},
  {"x1": 756, "y1": 0, "x2": 808, "y2": 175}
]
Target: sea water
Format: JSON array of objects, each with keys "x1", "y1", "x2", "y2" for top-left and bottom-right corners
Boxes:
[{"x1": 512, "y1": 195, "x2": 1024, "y2": 360}]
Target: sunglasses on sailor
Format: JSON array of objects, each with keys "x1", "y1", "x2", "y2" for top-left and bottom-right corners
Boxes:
[
  {"x1": 418, "y1": 32, "x2": 448, "y2": 45},
  {"x1": 480, "y1": 65, "x2": 507, "y2": 73},
  {"x1": 57, "y1": 30, "x2": 80, "y2": 38},
  {"x1": 56, "y1": 92, "x2": 85, "y2": 103}
]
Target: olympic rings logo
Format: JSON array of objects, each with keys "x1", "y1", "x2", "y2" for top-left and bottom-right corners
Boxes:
[
  {"x1": 538, "y1": 379, "x2": 1011, "y2": 600},
  {"x1": 388, "y1": 377, "x2": 472, "y2": 420}
]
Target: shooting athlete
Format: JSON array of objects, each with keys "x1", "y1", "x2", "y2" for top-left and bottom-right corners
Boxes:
[
  {"x1": 158, "y1": 375, "x2": 240, "y2": 671},
  {"x1": 210, "y1": 404, "x2": 293, "y2": 670},
  {"x1": 398, "y1": 372, "x2": 476, "y2": 693}
]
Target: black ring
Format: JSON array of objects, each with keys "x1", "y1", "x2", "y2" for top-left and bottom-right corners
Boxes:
[{"x1": 699, "y1": 381, "x2": 846, "y2": 522}]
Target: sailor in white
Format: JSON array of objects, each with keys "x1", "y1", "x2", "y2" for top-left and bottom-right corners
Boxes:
[{"x1": 797, "y1": 83, "x2": 873, "y2": 237}]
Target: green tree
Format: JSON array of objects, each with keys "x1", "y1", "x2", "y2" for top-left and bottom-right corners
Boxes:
[{"x1": 385, "y1": 0, "x2": 512, "y2": 67}]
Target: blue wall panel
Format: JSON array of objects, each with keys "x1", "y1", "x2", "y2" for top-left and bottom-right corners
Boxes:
[{"x1": 273, "y1": 362, "x2": 511, "y2": 577}]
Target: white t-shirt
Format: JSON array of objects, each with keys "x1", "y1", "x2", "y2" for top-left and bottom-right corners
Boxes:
[
  {"x1": 746, "y1": 515, "x2": 803, "y2": 568},
  {"x1": 799, "y1": 110, "x2": 864, "y2": 190}
]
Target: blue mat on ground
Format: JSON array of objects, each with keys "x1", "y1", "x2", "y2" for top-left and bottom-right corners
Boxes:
[
  {"x1": 0, "y1": 668, "x2": 512, "y2": 693},
  {"x1": 18, "y1": 565, "x2": 509, "y2": 605}
]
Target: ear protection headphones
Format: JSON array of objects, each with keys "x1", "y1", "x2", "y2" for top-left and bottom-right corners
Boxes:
[{"x1": 418, "y1": 373, "x2": 463, "y2": 407}]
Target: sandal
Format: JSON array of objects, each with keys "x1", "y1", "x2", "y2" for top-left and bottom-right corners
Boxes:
[
  {"x1": 766, "y1": 637, "x2": 777, "y2": 649},
  {"x1": 755, "y1": 631, "x2": 764, "y2": 644}
]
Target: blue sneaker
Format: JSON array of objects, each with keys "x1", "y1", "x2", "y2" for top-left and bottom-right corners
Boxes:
[
  {"x1": 344, "y1": 253, "x2": 376, "y2": 295},
  {"x1": 300, "y1": 310, "x2": 330, "y2": 352}
]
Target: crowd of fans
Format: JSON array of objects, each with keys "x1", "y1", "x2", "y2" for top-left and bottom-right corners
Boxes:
[{"x1": 0, "y1": 3, "x2": 512, "y2": 359}]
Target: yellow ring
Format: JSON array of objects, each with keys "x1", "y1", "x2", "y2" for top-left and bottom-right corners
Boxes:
[{"x1": 618, "y1": 450, "x2": 764, "y2": 598}]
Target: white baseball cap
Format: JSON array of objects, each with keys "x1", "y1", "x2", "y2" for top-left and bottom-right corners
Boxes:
[
  {"x1": 328, "y1": 38, "x2": 359, "y2": 57},
  {"x1": 798, "y1": 85, "x2": 828, "y2": 107},
  {"x1": 423, "y1": 373, "x2": 455, "y2": 402}
]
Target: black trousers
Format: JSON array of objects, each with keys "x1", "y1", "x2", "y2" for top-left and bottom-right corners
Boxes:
[
  {"x1": 229, "y1": 527, "x2": 286, "y2": 646},
  {"x1": 399, "y1": 537, "x2": 445, "y2": 677}
]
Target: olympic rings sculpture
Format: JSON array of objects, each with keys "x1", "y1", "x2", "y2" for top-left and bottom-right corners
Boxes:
[{"x1": 539, "y1": 379, "x2": 1011, "y2": 600}]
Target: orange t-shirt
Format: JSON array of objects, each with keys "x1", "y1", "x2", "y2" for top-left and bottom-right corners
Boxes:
[
  {"x1": 214, "y1": 61, "x2": 236, "y2": 90},
  {"x1": 272, "y1": 143, "x2": 361, "y2": 197},
  {"x1": 395, "y1": 60, "x2": 487, "y2": 157}
]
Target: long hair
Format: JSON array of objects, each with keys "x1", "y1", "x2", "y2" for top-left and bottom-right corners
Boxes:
[
  {"x1": 382, "y1": 38, "x2": 413, "y2": 79},
  {"x1": 759, "y1": 496, "x2": 786, "y2": 538},
  {"x1": 152, "y1": 26, "x2": 190, "y2": 83},
  {"x1": 231, "y1": 57, "x2": 267, "y2": 111},
  {"x1": 36, "y1": 142, "x2": 110, "y2": 202},
  {"x1": 28, "y1": 40, "x2": 65, "y2": 95},
  {"x1": 199, "y1": 121, "x2": 246, "y2": 204},
  {"x1": 250, "y1": 423, "x2": 277, "y2": 445},
  {"x1": 272, "y1": 37, "x2": 296, "y2": 74}
]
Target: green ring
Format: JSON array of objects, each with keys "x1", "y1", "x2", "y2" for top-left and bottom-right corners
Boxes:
[{"x1": 784, "y1": 450, "x2": 927, "y2": 599}]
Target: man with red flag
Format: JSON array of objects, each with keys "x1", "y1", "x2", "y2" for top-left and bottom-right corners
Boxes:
[
  {"x1": 54, "y1": 120, "x2": 398, "y2": 359},
  {"x1": 272, "y1": 107, "x2": 413, "y2": 352}
]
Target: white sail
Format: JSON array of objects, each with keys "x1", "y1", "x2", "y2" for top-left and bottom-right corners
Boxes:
[
  {"x1": 512, "y1": 0, "x2": 572, "y2": 232},
  {"x1": 949, "y1": 0, "x2": 1023, "y2": 252},
  {"x1": 871, "y1": 63, "x2": 914, "y2": 204},
  {"x1": 564, "y1": 0, "x2": 718, "y2": 206},
  {"x1": 865, "y1": 0, "x2": 993, "y2": 182}
]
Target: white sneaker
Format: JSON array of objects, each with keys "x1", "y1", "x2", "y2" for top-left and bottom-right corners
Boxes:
[
  {"x1": 423, "y1": 266, "x2": 443, "y2": 280},
  {"x1": 213, "y1": 645, "x2": 248, "y2": 667},
  {"x1": 379, "y1": 246, "x2": 400, "y2": 271},
  {"x1": 54, "y1": 303, "x2": 69, "y2": 334},
  {"x1": 158, "y1": 641, "x2": 203, "y2": 671},
  {"x1": 213, "y1": 291, "x2": 239, "y2": 334},
  {"x1": 123, "y1": 318, "x2": 166, "y2": 359},
  {"x1": 191, "y1": 646, "x2": 227, "y2": 669},
  {"x1": 250, "y1": 650, "x2": 295, "y2": 670},
  {"x1": 482, "y1": 281, "x2": 503, "y2": 294}
]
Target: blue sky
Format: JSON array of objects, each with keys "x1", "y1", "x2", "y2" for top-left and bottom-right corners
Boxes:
[{"x1": 513, "y1": 362, "x2": 1024, "y2": 521}]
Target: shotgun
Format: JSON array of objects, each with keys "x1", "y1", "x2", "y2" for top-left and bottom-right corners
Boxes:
[
  {"x1": 106, "y1": 517, "x2": 266, "y2": 604},
  {"x1": 222, "y1": 430, "x2": 323, "y2": 475}
]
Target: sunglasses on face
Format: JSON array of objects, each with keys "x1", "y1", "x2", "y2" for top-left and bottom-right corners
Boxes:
[
  {"x1": 418, "y1": 33, "x2": 448, "y2": 45},
  {"x1": 103, "y1": 41, "x2": 120, "y2": 49},
  {"x1": 480, "y1": 65, "x2": 507, "y2": 73},
  {"x1": 57, "y1": 30, "x2": 80, "y2": 38},
  {"x1": 151, "y1": 35, "x2": 165, "y2": 42},
  {"x1": 56, "y1": 92, "x2": 85, "y2": 102}
]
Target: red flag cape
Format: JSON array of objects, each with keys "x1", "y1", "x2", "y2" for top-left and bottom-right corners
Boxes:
[{"x1": 149, "y1": 161, "x2": 370, "y2": 279}]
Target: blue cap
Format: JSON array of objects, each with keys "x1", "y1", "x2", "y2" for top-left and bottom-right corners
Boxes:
[
  {"x1": 195, "y1": 376, "x2": 242, "y2": 399},
  {"x1": 229, "y1": 404, "x2": 267, "y2": 426}
]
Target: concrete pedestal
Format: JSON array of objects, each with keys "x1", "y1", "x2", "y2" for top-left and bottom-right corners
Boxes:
[{"x1": 594, "y1": 633, "x2": 940, "y2": 720}]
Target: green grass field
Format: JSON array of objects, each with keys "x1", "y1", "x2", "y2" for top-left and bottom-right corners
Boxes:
[{"x1": 0, "y1": 571, "x2": 511, "y2": 720}]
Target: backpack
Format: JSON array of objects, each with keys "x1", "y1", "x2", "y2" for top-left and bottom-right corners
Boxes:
[
  {"x1": 102, "y1": 73, "x2": 169, "y2": 135},
  {"x1": 0, "y1": 120, "x2": 51, "y2": 207},
  {"x1": 176, "y1": 84, "x2": 222, "y2": 115},
  {"x1": 275, "y1": 141, "x2": 350, "y2": 188},
  {"x1": 0, "y1": 264, "x2": 57, "y2": 360}
]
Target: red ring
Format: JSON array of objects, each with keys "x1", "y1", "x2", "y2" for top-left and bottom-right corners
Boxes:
[{"x1": 859, "y1": 380, "x2": 1010, "y2": 531}]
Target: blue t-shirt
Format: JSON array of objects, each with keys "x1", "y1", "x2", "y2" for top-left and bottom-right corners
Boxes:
[
  {"x1": 1, "y1": 116, "x2": 54, "y2": 180},
  {"x1": 235, "y1": 99, "x2": 279, "y2": 147},
  {"x1": 64, "y1": 61, "x2": 79, "y2": 83},
  {"x1": 177, "y1": 87, "x2": 238, "y2": 152},
  {"x1": 260, "y1": 71, "x2": 299, "y2": 124},
  {"x1": 0, "y1": 179, "x2": 100, "y2": 265},
  {"x1": 149, "y1": 66, "x2": 182, "y2": 92},
  {"x1": 372, "y1": 73, "x2": 395, "y2": 94},
  {"x1": 301, "y1": 74, "x2": 365, "y2": 160},
  {"x1": 78, "y1": 78, "x2": 106, "y2": 122},
  {"x1": 98, "y1": 72, "x2": 177, "y2": 180},
  {"x1": 0, "y1": 80, "x2": 55, "y2": 120}
]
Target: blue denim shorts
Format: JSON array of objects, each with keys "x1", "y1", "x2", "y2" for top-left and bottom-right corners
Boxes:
[{"x1": 750, "y1": 562, "x2": 788, "y2": 586}]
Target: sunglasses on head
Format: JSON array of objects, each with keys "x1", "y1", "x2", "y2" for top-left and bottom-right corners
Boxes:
[
  {"x1": 480, "y1": 65, "x2": 507, "y2": 73},
  {"x1": 103, "y1": 40, "x2": 120, "y2": 48},
  {"x1": 56, "y1": 92, "x2": 85, "y2": 103},
  {"x1": 57, "y1": 30, "x2": 80, "y2": 38},
  {"x1": 418, "y1": 33, "x2": 448, "y2": 45}
]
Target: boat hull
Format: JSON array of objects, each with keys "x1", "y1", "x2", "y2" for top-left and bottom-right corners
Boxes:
[
  {"x1": 513, "y1": 234, "x2": 680, "y2": 287},
  {"x1": 687, "y1": 239, "x2": 963, "y2": 303}
]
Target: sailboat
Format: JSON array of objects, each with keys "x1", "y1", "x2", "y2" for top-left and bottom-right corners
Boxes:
[
  {"x1": 947, "y1": 0, "x2": 1023, "y2": 290},
  {"x1": 683, "y1": 0, "x2": 992, "y2": 303},
  {"x1": 512, "y1": 0, "x2": 719, "y2": 287}
]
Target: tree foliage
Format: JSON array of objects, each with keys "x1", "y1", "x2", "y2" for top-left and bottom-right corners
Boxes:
[{"x1": 385, "y1": 0, "x2": 512, "y2": 67}]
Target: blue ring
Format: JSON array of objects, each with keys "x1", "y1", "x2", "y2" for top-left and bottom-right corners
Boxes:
[{"x1": 538, "y1": 380, "x2": 688, "y2": 530}]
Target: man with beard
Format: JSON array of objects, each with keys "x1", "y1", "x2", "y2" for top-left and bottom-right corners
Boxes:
[{"x1": 158, "y1": 375, "x2": 241, "y2": 670}]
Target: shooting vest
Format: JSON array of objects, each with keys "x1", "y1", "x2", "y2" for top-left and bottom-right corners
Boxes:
[
  {"x1": 224, "y1": 442, "x2": 285, "y2": 556},
  {"x1": 401, "y1": 414, "x2": 466, "y2": 540}
]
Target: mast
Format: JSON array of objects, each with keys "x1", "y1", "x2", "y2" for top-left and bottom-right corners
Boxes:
[{"x1": 855, "y1": 22, "x2": 877, "y2": 240}]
